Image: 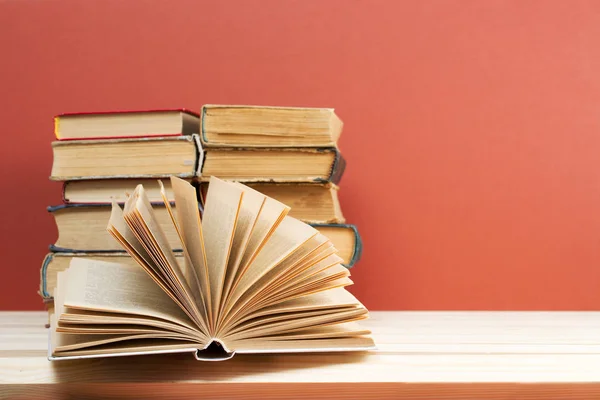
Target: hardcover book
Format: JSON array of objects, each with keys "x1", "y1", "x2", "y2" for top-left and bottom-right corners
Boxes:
[
  {"x1": 39, "y1": 252, "x2": 184, "y2": 300},
  {"x1": 47, "y1": 204, "x2": 358, "y2": 266},
  {"x1": 201, "y1": 105, "x2": 342, "y2": 148},
  {"x1": 54, "y1": 109, "x2": 199, "y2": 140},
  {"x1": 50, "y1": 135, "x2": 203, "y2": 181},
  {"x1": 62, "y1": 178, "x2": 197, "y2": 204},
  {"x1": 310, "y1": 224, "x2": 363, "y2": 269},
  {"x1": 49, "y1": 177, "x2": 373, "y2": 360},
  {"x1": 48, "y1": 203, "x2": 184, "y2": 252},
  {"x1": 201, "y1": 148, "x2": 345, "y2": 184},
  {"x1": 199, "y1": 182, "x2": 345, "y2": 224}
]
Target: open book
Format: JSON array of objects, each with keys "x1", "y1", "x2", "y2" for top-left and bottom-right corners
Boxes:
[{"x1": 49, "y1": 177, "x2": 374, "y2": 360}]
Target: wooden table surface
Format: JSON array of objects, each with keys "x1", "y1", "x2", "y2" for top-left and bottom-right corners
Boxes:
[{"x1": 1, "y1": 311, "x2": 600, "y2": 399}]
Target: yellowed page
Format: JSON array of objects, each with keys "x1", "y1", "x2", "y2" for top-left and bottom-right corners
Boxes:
[
  {"x1": 261, "y1": 275, "x2": 354, "y2": 310},
  {"x1": 132, "y1": 188, "x2": 191, "y2": 295},
  {"x1": 256, "y1": 253, "x2": 344, "y2": 304},
  {"x1": 218, "y1": 183, "x2": 266, "y2": 322},
  {"x1": 226, "y1": 307, "x2": 352, "y2": 336},
  {"x1": 218, "y1": 194, "x2": 289, "y2": 326},
  {"x1": 265, "y1": 252, "x2": 342, "y2": 298},
  {"x1": 224, "y1": 216, "x2": 317, "y2": 322},
  {"x1": 162, "y1": 177, "x2": 209, "y2": 324},
  {"x1": 158, "y1": 181, "x2": 201, "y2": 297},
  {"x1": 108, "y1": 201, "x2": 204, "y2": 332},
  {"x1": 223, "y1": 233, "x2": 328, "y2": 327},
  {"x1": 127, "y1": 186, "x2": 207, "y2": 332},
  {"x1": 53, "y1": 269, "x2": 68, "y2": 323},
  {"x1": 53, "y1": 339, "x2": 199, "y2": 357},
  {"x1": 201, "y1": 176, "x2": 244, "y2": 329},
  {"x1": 62, "y1": 258, "x2": 201, "y2": 335},
  {"x1": 224, "y1": 288, "x2": 361, "y2": 335},
  {"x1": 271, "y1": 266, "x2": 350, "y2": 301},
  {"x1": 244, "y1": 234, "x2": 331, "y2": 302},
  {"x1": 261, "y1": 240, "x2": 337, "y2": 290},
  {"x1": 57, "y1": 324, "x2": 178, "y2": 336},
  {"x1": 228, "y1": 254, "x2": 346, "y2": 327},
  {"x1": 55, "y1": 332, "x2": 190, "y2": 352},
  {"x1": 225, "y1": 307, "x2": 368, "y2": 341},
  {"x1": 239, "y1": 287, "x2": 362, "y2": 322},
  {"x1": 108, "y1": 201, "x2": 172, "y2": 293},
  {"x1": 58, "y1": 311, "x2": 198, "y2": 337},
  {"x1": 234, "y1": 197, "x2": 289, "y2": 285}
]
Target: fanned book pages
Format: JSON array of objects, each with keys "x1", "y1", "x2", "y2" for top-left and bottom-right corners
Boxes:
[{"x1": 49, "y1": 176, "x2": 374, "y2": 361}]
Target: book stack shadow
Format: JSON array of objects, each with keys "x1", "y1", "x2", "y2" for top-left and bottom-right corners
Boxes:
[{"x1": 40, "y1": 105, "x2": 363, "y2": 316}]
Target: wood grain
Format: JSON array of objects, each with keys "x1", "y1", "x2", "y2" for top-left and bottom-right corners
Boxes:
[{"x1": 1, "y1": 311, "x2": 600, "y2": 399}]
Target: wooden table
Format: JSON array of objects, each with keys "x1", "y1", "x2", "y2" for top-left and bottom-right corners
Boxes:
[{"x1": 1, "y1": 311, "x2": 599, "y2": 399}]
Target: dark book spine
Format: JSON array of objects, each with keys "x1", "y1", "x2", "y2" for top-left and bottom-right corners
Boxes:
[
  {"x1": 200, "y1": 105, "x2": 209, "y2": 144},
  {"x1": 39, "y1": 253, "x2": 54, "y2": 299},
  {"x1": 48, "y1": 245, "x2": 184, "y2": 253},
  {"x1": 48, "y1": 245, "x2": 127, "y2": 253},
  {"x1": 61, "y1": 182, "x2": 68, "y2": 203},
  {"x1": 309, "y1": 223, "x2": 362, "y2": 269},
  {"x1": 47, "y1": 201, "x2": 178, "y2": 213},
  {"x1": 314, "y1": 148, "x2": 345, "y2": 185},
  {"x1": 347, "y1": 224, "x2": 363, "y2": 268},
  {"x1": 328, "y1": 150, "x2": 346, "y2": 185}
]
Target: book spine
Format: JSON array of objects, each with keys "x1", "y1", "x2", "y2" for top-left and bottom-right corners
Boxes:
[
  {"x1": 192, "y1": 133, "x2": 204, "y2": 178},
  {"x1": 328, "y1": 150, "x2": 346, "y2": 185},
  {"x1": 200, "y1": 105, "x2": 209, "y2": 145},
  {"x1": 54, "y1": 116, "x2": 60, "y2": 139},
  {"x1": 39, "y1": 253, "x2": 54, "y2": 299},
  {"x1": 61, "y1": 182, "x2": 68, "y2": 203},
  {"x1": 309, "y1": 223, "x2": 362, "y2": 269},
  {"x1": 347, "y1": 224, "x2": 363, "y2": 268}
]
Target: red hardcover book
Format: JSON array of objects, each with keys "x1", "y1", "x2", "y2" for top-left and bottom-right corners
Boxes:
[{"x1": 54, "y1": 108, "x2": 200, "y2": 140}]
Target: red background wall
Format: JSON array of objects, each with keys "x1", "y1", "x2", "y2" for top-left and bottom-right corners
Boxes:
[{"x1": 1, "y1": 0, "x2": 600, "y2": 311}]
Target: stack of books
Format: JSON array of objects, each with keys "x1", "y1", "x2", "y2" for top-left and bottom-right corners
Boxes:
[
  {"x1": 39, "y1": 105, "x2": 363, "y2": 313},
  {"x1": 39, "y1": 109, "x2": 201, "y2": 309},
  {"x1": 198, "y1": 105, "x2": 361, "y2": 268}
]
